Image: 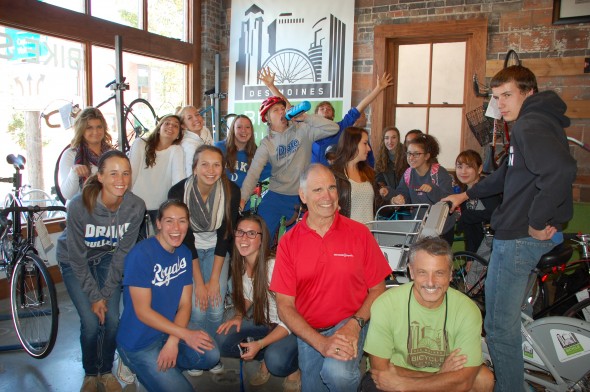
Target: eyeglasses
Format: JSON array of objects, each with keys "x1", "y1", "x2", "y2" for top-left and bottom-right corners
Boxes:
[
  {"x1": 406, "y1": 152, "x2": 425, "y2": 158},
  {"x1": 234, "y1": 229, "x2": 262, "y2": 239},
  {"x1": 406, "y1": 286, "x2": 449, "y2": 369}
]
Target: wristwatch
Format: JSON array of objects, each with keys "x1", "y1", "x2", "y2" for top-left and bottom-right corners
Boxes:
[{"x1": 351, "y1": 315, "x2": 366, "y2": 328}]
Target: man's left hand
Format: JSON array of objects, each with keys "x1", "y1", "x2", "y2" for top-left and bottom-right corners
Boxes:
[
  {"x1": 528, "y1": 225, "x2": 557, "y2": 241},
  {"x1": 157, "y1": 340, "x2": 179, "y2": 371},
  {"x1": 371, "y1": 363, "x2": 403, "y2": 392}
]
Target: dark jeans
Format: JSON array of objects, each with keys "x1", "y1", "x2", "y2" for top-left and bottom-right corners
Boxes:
[{"x1": 60, "y1": 253, "x2": 120, "y2": 376}]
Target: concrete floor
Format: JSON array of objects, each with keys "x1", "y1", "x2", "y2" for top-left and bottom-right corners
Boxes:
[{"x1": 0, "y1": 283, "x2": 287, "y2": 392}]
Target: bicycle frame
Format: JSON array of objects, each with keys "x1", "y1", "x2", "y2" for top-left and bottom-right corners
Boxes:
[{"x1": 482, "y1": 313, "x2": 590, "y2": 391}]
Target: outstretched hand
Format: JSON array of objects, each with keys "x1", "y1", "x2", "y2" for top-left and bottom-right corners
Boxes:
[
  {"x1": 376, "y1": 72, "x2": 394, "y2": 91},
  {"x1": 258, "y1": 67, "x2": 275, "y2": 87}
]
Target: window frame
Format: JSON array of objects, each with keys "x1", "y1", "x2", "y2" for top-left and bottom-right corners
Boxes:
[{"x1": 372, "y1": 18, "x2": 488, "y2": 163}]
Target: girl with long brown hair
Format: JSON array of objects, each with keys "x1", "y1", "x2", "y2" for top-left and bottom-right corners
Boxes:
[{"x1": 375, "y1": 126, "x2": 408, "y2": 200}]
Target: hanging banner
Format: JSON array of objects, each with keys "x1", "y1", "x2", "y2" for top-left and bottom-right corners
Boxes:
[{"x1": 228, "y1": 0, "x2": 355, "y2": 142}]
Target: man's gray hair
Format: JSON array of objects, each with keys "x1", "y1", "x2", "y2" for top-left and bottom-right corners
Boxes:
[
  {"x1": 408, "y1": 236, "x2": 453, "y2": 269},
  {"x1": 299, "y1": 163, "x2": 333, "y2": 189}
]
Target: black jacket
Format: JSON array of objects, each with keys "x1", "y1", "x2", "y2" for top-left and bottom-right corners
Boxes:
[{"x1": 467, "y1": 91, "x2": 577, "y2": 240}]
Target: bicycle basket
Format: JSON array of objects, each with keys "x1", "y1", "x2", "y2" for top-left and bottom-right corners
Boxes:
[{"x1": 466, "y1": 104, "x2": 494, "y2": 146}]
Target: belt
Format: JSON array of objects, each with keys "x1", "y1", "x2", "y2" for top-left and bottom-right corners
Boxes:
[{"x1": 315, "y1": 325, "x2": 335, "y2": 333}]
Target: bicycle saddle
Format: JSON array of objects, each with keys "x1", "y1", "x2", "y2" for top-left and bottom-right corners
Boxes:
[
  {"x1": 6, "y1": 154, "x2": 26, "y2": 170},
  {"x1": 536, "y1": 243, "x2": 573, "y2": 270}
]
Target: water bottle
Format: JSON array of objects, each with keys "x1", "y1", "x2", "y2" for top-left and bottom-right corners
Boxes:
[{"x1": 285, "y1": 101, "x2": 311, "y2": 120}]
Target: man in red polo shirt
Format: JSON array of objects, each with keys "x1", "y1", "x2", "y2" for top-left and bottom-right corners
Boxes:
[{"x1": 271, "y1": 164, "x2": 391, "y2": 392}]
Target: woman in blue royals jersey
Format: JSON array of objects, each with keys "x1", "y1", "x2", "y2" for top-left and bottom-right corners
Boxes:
[{"x1": 116, "y1": 200, "x2": 220, "y2": 392}]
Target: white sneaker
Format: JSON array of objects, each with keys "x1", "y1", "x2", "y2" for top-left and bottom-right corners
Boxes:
[
  {"x1": 116, "y1": 360, "x2": 136, "y2": 385},
  {"x1": 187, "y1": 369, "x2": 204, "y2": 377},
  {"x1": 209, "y1": 362, "x2": 225, "y2": 374}
]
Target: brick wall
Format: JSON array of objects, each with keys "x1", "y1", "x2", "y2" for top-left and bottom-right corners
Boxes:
[{"x1": 204, "y1": 0, "x2": 590, "y2": 201}]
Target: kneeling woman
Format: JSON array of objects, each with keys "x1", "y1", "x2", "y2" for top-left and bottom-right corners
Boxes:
[
  {"x1": 216, "y1": 214, "x2": 300, "y2": 390},
  {"x1": 116, "y1": 200, "x2": 220, "y2": 392}
]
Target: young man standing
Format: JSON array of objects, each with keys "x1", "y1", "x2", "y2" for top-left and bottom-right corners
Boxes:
[{"x1": 444, "y1": 65, "x2": 577, "y2": 391}]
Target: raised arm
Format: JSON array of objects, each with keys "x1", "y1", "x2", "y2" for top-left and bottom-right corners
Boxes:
[
  {"x1": 258, "y1": 67, "x2": 291, "y2": 108},
  {"x1": 355, "y1": 73, "x2": 394, "y2": 113}
]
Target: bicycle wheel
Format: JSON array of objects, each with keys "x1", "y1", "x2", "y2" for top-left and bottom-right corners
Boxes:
[
  {"x1": 563, "y1": 298, "x2": 590, "y2": 321},
  {"x1": 220, "y1": 113, "x2": 237, "y2": 141},
  {"x1": 53, "y1": 144, "x2": 70, "y2": 205},
  {"x1": 123, "y1": 98, "x2": 158, "y2": 152},
  {"x1": 528, "y1": 279, "x2": 549, "y2": 316},
  {"x1": 451, "y1": 251, "x2": 488, "y2": 311},
  {"x1": 10, "y1": 252, "x2": 59, "y2": 358},
  {"x1": 503, "y1": 49, "x2": 521, "y2": 68}
]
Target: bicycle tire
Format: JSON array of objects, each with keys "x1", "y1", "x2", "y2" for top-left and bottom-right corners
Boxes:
[
  {"x1": 503, "y1": 49, "x2": 521, "y2": 68},
  {"x1": 123, "y1": 98, "x2": 158, "y2": 152},
  {"x1": 563, "y1": 298, "x2": 590, "y2": 321},
  {"x1": 451, "y1": 251, "x2": 488, "y2": 311},
  {"x1": 10, "y1": 252, "x2": 59, "y2": 358},
  {"x1": 53, "y1": 144, "x2": 70, "y2": 205},
  {"x1": 220, "y1": 113, "x2": 237, "y2": 141}
]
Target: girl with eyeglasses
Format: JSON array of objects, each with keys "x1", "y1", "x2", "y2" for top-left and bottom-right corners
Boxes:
[
  {"x1": 167, "y1": 144, "x2": 240, "y2": 375},
  {"x1": 375, "y1": 126, "x2": 408, "y2": 202},
  {"x1": 390, "y1": 134, "x2": 457, "y2": 244},
  {"x1": 216, "y1": 214, "x2": 300, "y2": 391}
]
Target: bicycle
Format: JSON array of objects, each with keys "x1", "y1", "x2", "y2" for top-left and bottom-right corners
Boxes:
[
  {"x1": 200, "y1": 87, "x2": 237, "y2": 142},
  {"x1": 452, "y1": 233, "x2": 590, "y2": 321},
  {"x1": 0, "y1": 154, "x2": 66, "y2": 358},
  {"x1": 49, "y1": 78, "x2": 158, "y2": 203}
]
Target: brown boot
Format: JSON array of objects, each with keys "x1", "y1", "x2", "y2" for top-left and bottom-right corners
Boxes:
[
  {"x1": 80, "y1": 376, "x2": 98, "y2": 392},
  {"x1": 99, "y1": 373, "x2": 122, "y2": 392}
]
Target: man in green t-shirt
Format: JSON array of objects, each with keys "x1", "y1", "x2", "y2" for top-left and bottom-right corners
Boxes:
[{"x1": 362, "y1": 237, "x2": 494, "y2": 392}]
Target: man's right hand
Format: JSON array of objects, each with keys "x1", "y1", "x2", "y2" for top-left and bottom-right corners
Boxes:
[{"x1": 441, "y1": 192, "x2": 468, "y2": 212}]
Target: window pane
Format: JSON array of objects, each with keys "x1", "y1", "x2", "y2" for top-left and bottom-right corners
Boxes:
[
  {"x1": 39, "y1": 0, "x2": 84, "y2": 12},
  {"x1": 0, "y1": 26, "x2": 85, "y2": 197},
  {"x1": 428, "y1": 108, "x2": 463, "y2": 168},
  {"x1": 395, "y1": 108, "x2": 427, "y2": 139},
  {"x1": 149, "y1": 0, "x2": 186, "y2": 41},
  {"x1": 92, "y1": 0, "x2": 140, "y2": 29},
  {"x1": 431, "y1": 42, "x2": 466, "y2": 104},
  {"x1": 92, "y1": 46, "x2": 186, "y2": 133},
  {"x1": 396, "y1": 44, "x2": 430, "y2": 104}
]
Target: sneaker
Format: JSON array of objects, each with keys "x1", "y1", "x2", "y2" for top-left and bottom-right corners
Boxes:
[
  {"x1": 209, "y1": 361, "x2": 225, "y2": 374},
  {"x1": 249, "y1": 368, "x2": 271, "y2": 386},
  {"x1": 187, "y1": 369, "x2": 204, "y2": 377},
  {"x1": 99, "y1": 373, "x2": 122, "y2": 392},
  {"x1": 116, "y1": 360, "x2": 136, "y2": 385},
  {"x1": 80, "y1": 376, "x2": 99, "y2": 392}
]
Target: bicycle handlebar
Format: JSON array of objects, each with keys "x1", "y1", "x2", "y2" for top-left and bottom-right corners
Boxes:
[
  {"x1": 0, "y1": 177, "x2": 12, "y2": 183},
  {"x1": 1, "y1": 205, "x2": 66, "y2": 216}
]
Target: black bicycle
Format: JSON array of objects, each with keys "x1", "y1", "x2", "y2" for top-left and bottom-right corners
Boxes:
[{"x1": 1, "y1": 154, "x2": 66, "y2": 358}]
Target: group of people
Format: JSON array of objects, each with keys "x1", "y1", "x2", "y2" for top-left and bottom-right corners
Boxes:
[{"x1": 54, "y1": 62, "x2": 576, "y2": 392}]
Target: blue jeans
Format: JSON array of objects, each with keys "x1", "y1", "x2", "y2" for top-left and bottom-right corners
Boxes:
[
  {"x1": 258, "y1": 191, "x2": 300, "y2": 242},
  {"x1": 190, "y1": 248, "x2": 229, "y2": 337},
  {"x1": 60, "y1": 253, "x2": 120, "y2": 376},
  {"x1": 117, "y1": 335, "x2": 220, "y2": 392},
  {"x1": 216, "y1": 317, "x2": 298, "y2": 377},
  {"x1": 298, "y1": 318, "x2": 368, "y2": 392},
  {"x1": 484, "y1": 237, "x2": 556, "y2": 392}
]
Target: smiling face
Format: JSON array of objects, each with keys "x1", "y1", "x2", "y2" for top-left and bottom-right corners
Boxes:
[
  {"x1": 409, "y1": 250, "x2": 452, "y2": 309},
  {"x1": 267, "y1": 103, "x2": 288, "y2": 132},
  {"x1": 233, "y1": 117, "x2": 253, "y2": 148},
  {"x1": 181, "y1": 107, "x2": 204, "y2": 133},
  {"x1": 98, "y1": 156, "x2": 131, "y2": 204},
  {"x1": 455, "y1": 162, "x2": 482, "y2": 188},
  {"x1": 156, "y1": 205, "x2": 189, "y2": 252},
  {"x1": 353, "y1": 131, "x2": 371, "y2": 163},
  {"x1": 193, "y1": 149, "x2": 223, "y2": 188},
  {"x1": 492, "y1": 81, "x2": 533, "y2": 122},
  {"x1": 299, "y1": 166, "x2": 339, "y2": 221},
  {"x1": 235, "y1": 219, "x2": 262, "y2": 260},
  {"x1": 406, "y1": 144, "x2": 430, "y2": 172},
  {"x1": 83, "y1": 118, "x2": 106, "y2": 149},
  {"x1": 158, "y1": 117, "x2": 181, "y2": 147},
  {"x1": 384, "y1": 129, "x2": 399, "y2": 151}
]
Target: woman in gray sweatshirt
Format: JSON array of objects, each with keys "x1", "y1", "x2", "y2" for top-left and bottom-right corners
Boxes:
[{"x1": 56, "y1": 150, "x2": 145, "y2": 392}]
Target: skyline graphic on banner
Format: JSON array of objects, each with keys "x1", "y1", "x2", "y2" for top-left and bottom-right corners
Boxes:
[{"x1": 233, "y1": 4, "x2": 347, "y2": 102}]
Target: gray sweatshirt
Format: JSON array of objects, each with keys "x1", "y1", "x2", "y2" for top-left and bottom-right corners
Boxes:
[
  {"x1": 56, "y1": 191, "x2": 145, "y2": 303},
  {"x1": 241, "y1": 114, "x2": 339, "y2": 199}
]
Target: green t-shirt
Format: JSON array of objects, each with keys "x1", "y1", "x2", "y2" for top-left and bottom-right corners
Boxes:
[{"x1": 364, "y1": 283, "x2": 483, "y2": 373}]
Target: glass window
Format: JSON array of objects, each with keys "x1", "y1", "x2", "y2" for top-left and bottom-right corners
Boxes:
[
  {"x1": 428, "y1": 108, "x2": 463, "y2": 168},
  {"x1": 0, "y1": 26, "x2": 85, "y2": 197},
  {"x1": 91, "y1": 0, "x2": 141, "y2": 29},
  {"x1": 91, "y1": 45, "x2": 186, "y2": 133},
  {"x1": 395, "y1": 108, "x2": 427, "y2": 139},
  {"x1": 397, "y1": 44, "x2": 430, "y2": 105},
  {"x1": 149, "y1": 0, "x2": 187, "y2": 41},
  {"x1": 38, "y1": 0, "x2": 84, "y2": 13},
  {"x1": 431, "y1": 42, "x2": 466, "y2": 105}
]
